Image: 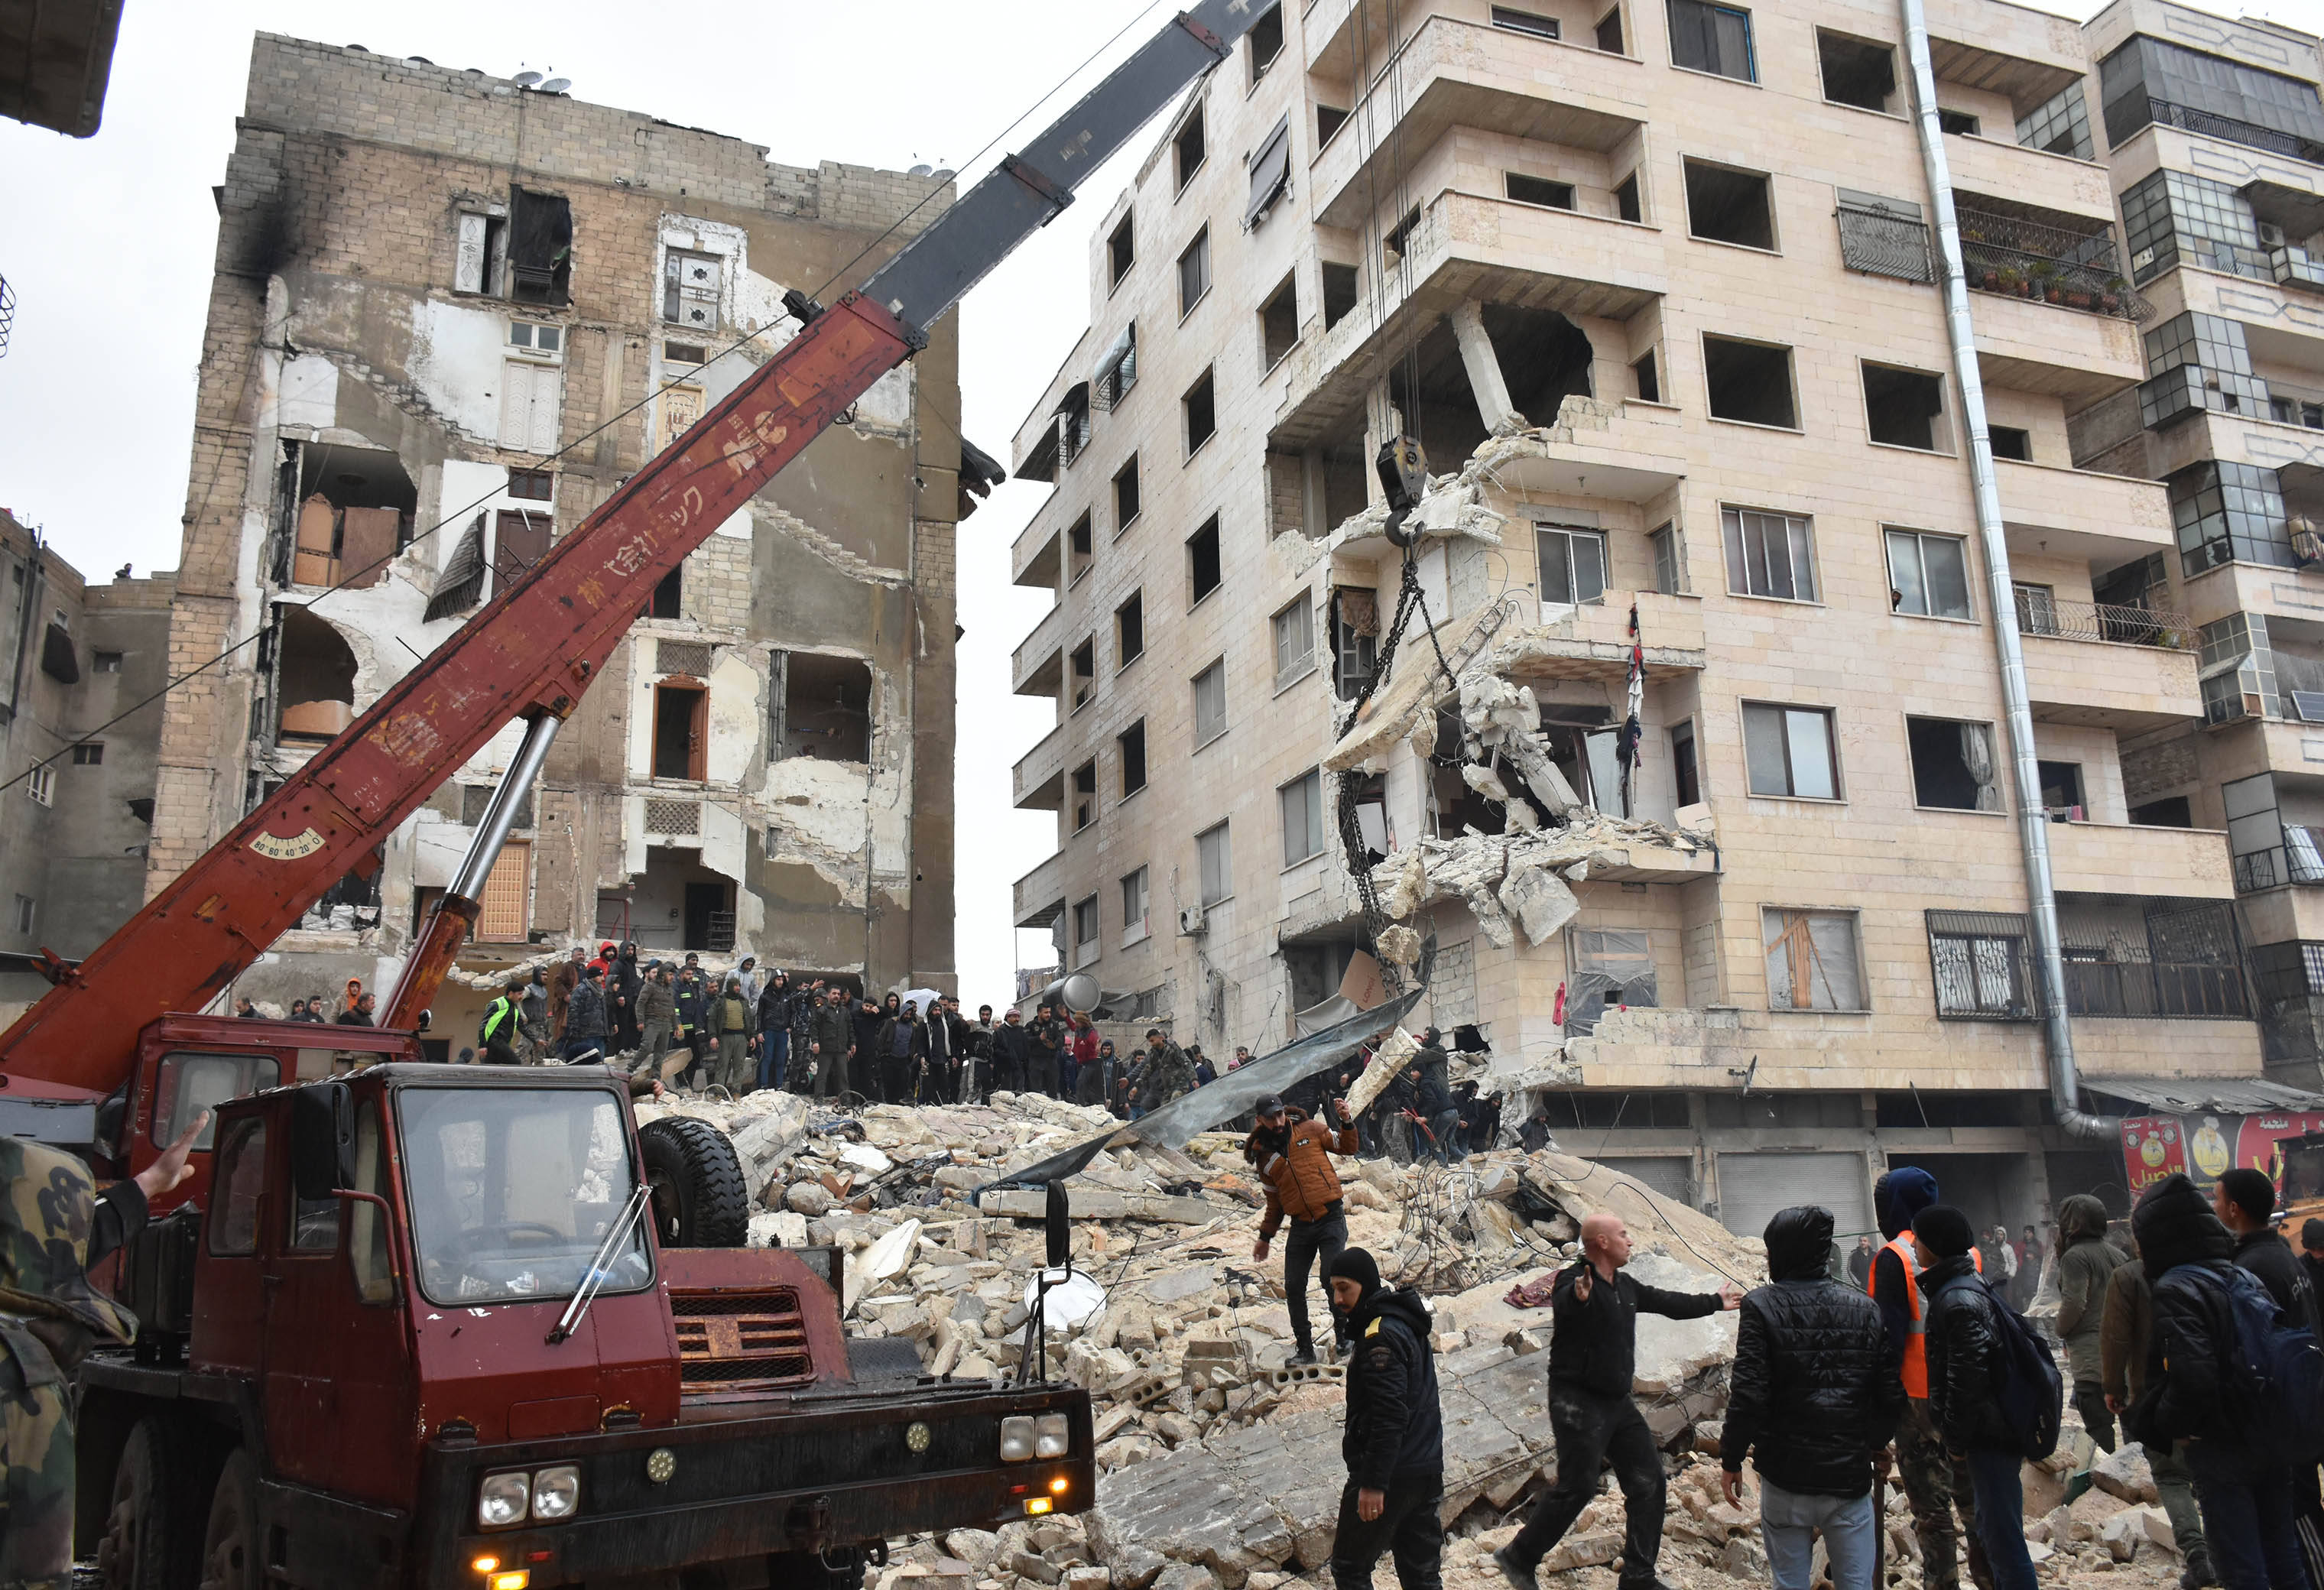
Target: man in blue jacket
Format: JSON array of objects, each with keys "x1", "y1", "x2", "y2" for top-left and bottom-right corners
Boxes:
[{"x1": 1327, "y1": 1248, "x2": 1443, "y2": 1590}]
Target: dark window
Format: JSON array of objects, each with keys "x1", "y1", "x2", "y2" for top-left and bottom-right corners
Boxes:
[
  {"x1": 1506, "y1": 173, "x2": 1576, "y2": 210},
  {"x1": 2016, "y1": 83, "x2": 2093, "y2": 159},
  {"x1": 1384, "y1": 206, "x2": 1422, "y2": 267},
  {"x1": 2040, "y1": 760, "x2": 2085, "y2": 816},
  {"x1": 1672, "y1": 721, "x2": 1700, "y2": 806},
  {"x1": 1178, "y1": 228, "x2": 1211, "y2": 316},
  {"x1": 1070, "y1": 639, "x2": 1096, "y2": 711},
  {"x1": 664, "y1": 342, "x2": 706, "y2": 365},
  {"x1": 1108, "y1": 215, "x2": 1134, "y2": 288},
  {"x1": 1724, "y1": 507, "x2": 1816, "y2": 599},
  {"x1": 1119, "y1": 721, "x2": 1147, "y2": 797},
  {"x1": 1115, "y1": 456, "x2": 1142, "y2": 528},
  {"x1": 1704, "y1": 336, "x2": 1797, "y2": 427},
  {"x1": 2132, "y1": 795, "x2": 2194, "y2": 828},
  {"x1": 93, "y1": 651, "x2": 122, "y2": 673},
  {"x1": 1684, "y1": 161, "x2": 1774, "y2": 248},
  {"x1": 1116, "y1": 592, "x2": 1144, "y2": 669},
  {"x1": 1863, "y1": 363, "x2": 1947, "y2": 449},
  {"x1": 1817, "y1": 31, "x2": 1897, "y2": 112},
  {"x1": 648, "y1": 566, "x2": 682, "y2": 620},
  {"x1": 1261, "y1": 274, "x2": 1300, "y2": 368},
  {"x1": 1632, "y1": 350, "x2": 1660, "y2": 403},
  {"x1": 1189, "y1": 516, "x2": 1222, "y2": 604},
  {"x1": 508, "y1": 467, "x2": 554, "y2": 501},
  {"x1": 1318, "y1": 105, "x2": 1350, "y2": 144},
  {"x1": 1537, "y1": 526, "x2": 1608, "y2": 605},
  {"x1": 1069, "y1": 511, "x2": 1094, "y2": 583},
  {"x1": 1667, "y1": 0, "x2": 1754, "y2": 81},
  {"x1": 71, "y1": 743, "x2": 102, "y2": 766},
  {"x1": 775, "y1": 652, "x2": 872, "y2": 763},
  {"x1": 1249, "y1": 4, "x2": 1284, "y2": 77},
  {"x1": 1988, "y1": 425, "x2": 2032, "y2": 462},
  {"x1": 1938, "y1": 108, "x2": 1981, "y2": 135},
  {"x1": 1184, "y1": 369, "x2": 1216, "y2": 454},
  {"x1": 507, "y1": 187, "x2": 573, "y2": 306},
  {"x1": 1323, "y1": 262, "x2": 1360, "y2": 328},
  {"x1": 1074, "y1": 761, "x2": 1098, "y2": 829},
  {"x1": 1595, "y1": 7, "x2": 1625, "y2": 52},
  {"x1": 1491, "y1": 6, "x2": 1560, "y2": 39},
  {"x1": 652, "y1": 682, "x2": 707, "y2": 781},
  {"x1": 1615, "y1": 174, "x2": 1642, "y2": 222},
  {"x1": 1907, "y1": 717, "x2": 2000, "y2": 810},
  {"x1": 1175, "y1": 112, "x2": 1206, "y2": 192}
]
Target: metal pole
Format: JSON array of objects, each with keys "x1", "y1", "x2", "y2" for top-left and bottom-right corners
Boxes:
[
  {"x1": 1900, "y1": 0, "x2": 2109, "y2": 1138},
  {"x1": 448, "y1": 714, "x2": 561, "y2": 899}
]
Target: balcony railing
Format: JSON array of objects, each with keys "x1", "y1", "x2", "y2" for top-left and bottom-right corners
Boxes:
[
  {"x1": 2013, "y1": 594, "x2": 2193, "y2": 650},
  {"x1": 2131, "y1": 97, "x2": 2324, "y2": 167},
  {"x1": 1957, "y1": 204, "x2": 2152, "y2": 321},
  {"x1": 2235, "y1": 829, "x2": 2324, "y2": 893}
]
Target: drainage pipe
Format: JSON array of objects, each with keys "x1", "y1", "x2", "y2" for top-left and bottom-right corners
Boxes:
[{"x1": 1900, "y1": 0, "x2": 2111, "y2": 1139}]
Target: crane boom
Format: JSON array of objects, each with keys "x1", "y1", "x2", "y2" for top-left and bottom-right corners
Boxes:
[{"x1": 0, "y1": 0, "x2": 1261, "y2": 1098}]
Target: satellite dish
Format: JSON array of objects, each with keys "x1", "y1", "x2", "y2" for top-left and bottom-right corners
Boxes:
[
  {"x1": 542, "y1": 77, "x2": 572, "y2": 93},
  {"x1": 908, "y1": 164, "x2": 932, "y2": 177},
  {"x1": 513, "y1": 70, "x2": 544, "y2": 87}
]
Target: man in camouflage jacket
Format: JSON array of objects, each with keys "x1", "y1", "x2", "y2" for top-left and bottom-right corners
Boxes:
[{"x1": 3, "y1": 1115, "x2": 205, "y2": 1587}]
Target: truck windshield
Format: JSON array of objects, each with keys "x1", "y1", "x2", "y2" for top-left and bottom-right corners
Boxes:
[{"x1": 396, "y1": 1087, "x2": 651, "y2": 1306}]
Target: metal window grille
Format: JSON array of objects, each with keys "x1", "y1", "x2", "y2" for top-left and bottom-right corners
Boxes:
[
  {"x1": 1836, "y1": 198, "x2": 1933, "y2": 283},
  {"x1": 657, "y1": 640, "x2": 712, "y2": 677},
  {"x1": 1926, "y1": 910, "x2": 2041, "y2": 1020},
  {"x1": 644, "y1": 798, "x2": 700, "y2": 836},
  {"x1": 2056, "y1": 892, "x2": 2249, "y2": 1020}
]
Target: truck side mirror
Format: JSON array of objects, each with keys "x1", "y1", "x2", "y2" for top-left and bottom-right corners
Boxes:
[
  {"x1": 289, "y1": 1081, "x2": 355, "y2": 1200},
  {"x1": 1044, "y1": 1180, "x2": 1071, "y2": 1270}
]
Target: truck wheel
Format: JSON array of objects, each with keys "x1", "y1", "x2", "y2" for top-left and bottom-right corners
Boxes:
[
  {"x1": 196, "y1": 1449, "x2": 259, "y2": 1590},
  {"x1": 97, "y1": 1416, "x2": 202, "y2": 1590},
  {"x1": 640, "y1": 1115, "x2": 748, "y2": 1248}
]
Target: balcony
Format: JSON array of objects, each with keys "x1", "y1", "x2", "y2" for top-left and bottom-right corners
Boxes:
[
  {"x1": 1013, "y1": 724, "x2": 1064, "y2": 811},
  {"x1": 1270, "y1": 191, "x2": 1664, "y2": 452},
  {"x1": 1997, "y1": 459, "x2": 2173, "y2": 559},
  {"x1": 1498, "y1": 590, "x2": 1706, "y2": 685},
  {"x1": 2048, "y1": 820, "x2": 2231, "y2": 897},
  {"x1": 2017, "y1": 599, "x2": 2200, "y2": 733},
  {"x1": 1014, "y1": 852, "x2": 1065, "y2": 930},
  {"x1": 2124, "y1": 99, "x2": 2324, "y2": 168},
  {"x1": 1012, "y1": 604, "x2": 1066, "y2": 697},
  {"x1": 2233, "y1": 827, "x2": 2324, "y2": 894},
  {"x1": 1944, "y1": 134, "x2": 2115, "y2": 226}
]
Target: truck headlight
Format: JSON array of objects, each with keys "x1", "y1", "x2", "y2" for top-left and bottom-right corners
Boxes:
[
  {"x1": 1035, "y1": 1413, "x2": 1070, "y2": 1459},
  {"x1": 999, "y1": 1416, "x2": 1036, "y2": 1462},
  {"x1": 531, "y1": 1465, "x2": 581, "y2": 1520},
  {"x1": 478, "y1": 1472, "x2": 530, "y2": 1528}
]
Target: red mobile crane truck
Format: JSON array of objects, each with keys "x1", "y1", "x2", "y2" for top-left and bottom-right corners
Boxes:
[{"x1": 0, "y1": 8, "x2": 1261, "y2": 1585}]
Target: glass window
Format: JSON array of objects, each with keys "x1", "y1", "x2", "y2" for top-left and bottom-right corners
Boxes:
[
  {"x1": 1178, "y1": 228, "x2": 1211, "y2": 317},
  {"x1": 398, "y1": 1085, "x2": 651, "y2": 1307},
  {"x1": 1650, "y1": 524, "x2": 1681, "y2": 595},
  {"x1": 1886, "y1": 529, "x2": 1972, "y2": 619},
  {"x1": 349, "y1": 1100, "x2": 394, "y2": 1303},
  {"x1": 1742, "y1": 703, "x2": 1839, "y2": 799},
  {"x1": 1929, "y1": 913, "x2": 2035, "y2": 1018},
  {"x1": 209, "y1": 1116, "x2": 268, "y2": 1256},
  {"x1": 2016, "y1": 82, "x2": 2093, "y2": 158},
  {"x1": 2170, "y1": 460, "x2": 2290, "y2": 576},
  {"x1": 1193, "y1": 661, "x2": 1227, "y2": 745},
  {"x1": 1722, "y1": 508, "x2": 1818, "y2": 601},
  {"x1": 1273, "y1": 598, "x2": 1315, "y2": 686},
  {"x1": 1907, "y1": 716, "x2": 2002, "y2": 810},
  {"x1": 1280, "y1": 770, "x2": 1325, "y2": 866},
  {"x1": 1121, "y1": 868, "x2": 1150, "y2": 939},
  {"x1": 1537, "y1": 526, "x2": 1608, "y2": 606},
  {"x1": 1762, "y1": 908, "x2": 1865, "y2": 1011},
  {"x1": 1198, "y1": 822, "x2": 1232, "y2": 907},
  {"x1": 1667, "y1": 0, "x2": 1754, "y2": 80},
  {"x1": 1073, "y1": 897, "x2": 1100, "y2": 963},
  {"x1": 154, "y1": 1051, "x2": 281, "y2": 1151}
]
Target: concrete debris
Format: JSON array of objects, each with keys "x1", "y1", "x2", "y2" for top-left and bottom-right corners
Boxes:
[
  {"x1": 1375, "y1": 924, "x2": 1422, "y2": 967},
  {"x1": 1375, "y1": 806, "x2": 1708, "y2": 933}
]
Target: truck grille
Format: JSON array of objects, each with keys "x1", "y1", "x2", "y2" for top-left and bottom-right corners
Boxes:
[{"x1": 670, "y1": 1287, "x2": 813, "y2": 1389}]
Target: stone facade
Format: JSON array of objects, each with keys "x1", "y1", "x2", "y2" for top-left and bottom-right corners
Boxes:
[
  {"x1": 148, "y1": 35, "x2": 972, "y2": 1031},
  {"x1": 1001, "y1": 0, "x2": 2302, "y2": 1233}
]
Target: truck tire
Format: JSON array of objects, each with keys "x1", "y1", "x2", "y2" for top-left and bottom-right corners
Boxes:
[
  {"x1": 96, "y1": 1416, "x2": 203, "y2": 1590},
  {"x1": 640, "y1": 1115, "x2": 748, "y2": 1248},
  {"x1": 196, "y1": 1449, "x2": 258, "y2": 1590}
]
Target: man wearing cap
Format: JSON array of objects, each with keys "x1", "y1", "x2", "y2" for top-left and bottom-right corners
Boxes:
[
  {"x1": 1326, "y1": 1248, "x2": 1445, "y2": 1590},
  {"x1": 1869, "y1": 1167, "x2": 1990, "y2": 1590},
  {"x1": 1249, "y1": 1092, "x2": 1361, "y2": 1365},
  {"x1": 1495, "y1": 1213, "x2": 1741, "y2": 1590},
  {"x1": 1915, "y1": 1205, "x2": 2041, "y2": 1590}
]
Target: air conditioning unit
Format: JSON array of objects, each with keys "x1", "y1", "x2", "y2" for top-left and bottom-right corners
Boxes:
[
  {"x1": 2258, "y1": 221, "x2": 2287, "y2": 248},
  {"x1": 1177, "y1": 905, "x2": 1207, "y2": 936}
]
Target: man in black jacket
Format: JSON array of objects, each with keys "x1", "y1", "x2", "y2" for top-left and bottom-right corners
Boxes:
[
  {"x1": 2216, "y1": 1168, "x2": 2321, "y2": 1332},
  {"x1": 992, "y1": 1008, "x2": 1031, "y2": 1095},
  {"x1": 1496, "y1": 1212, "x2": 1741, "y2": 1590},
  {"x1": 1327, "y1": 1248, "x2": 1443, "y2": 1590},
  {"x1": 2132, "y1": 1172, "x2": 2313, "y2": 1590},
  {"x1": 1915, "y1": 1206, "x2": 2040, "y2": 1590},
  {"x1": 1721, "y1": 1206, "x2": 1903, "y2": 1590}
]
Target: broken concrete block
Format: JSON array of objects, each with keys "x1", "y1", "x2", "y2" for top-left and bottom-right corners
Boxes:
[
  {"x1": 1151, "y1": 1567, "x2": 1218, "y2": 1590},
  {"x1": 1011, "y1": 1548, "x2": 1066, "y2": 1585},
  {"x1": 2098, "y1": 1511, "x2": 2144, "y2": 1562},
  {"x1": 1496, "y1": 866, "x2": 1579, "y2": 947},
  {"x1": 2091, "y1": 1445, "x2": 2160, "y2": 1505},
  {"x1": 785, "y1": 1180, "x2": 836, "y2": 1216},
  {"x1": 1063, "y1": 1569, "x2": 1112, "y2": 1590}
]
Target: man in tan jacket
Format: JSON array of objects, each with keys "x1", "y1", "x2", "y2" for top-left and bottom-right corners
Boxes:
[{"x1": 1248, "y1": 1092, "x2": 1359, "y2": 1365}]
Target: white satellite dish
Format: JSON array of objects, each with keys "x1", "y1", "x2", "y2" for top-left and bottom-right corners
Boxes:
[
  {"x1": 512, "y1": 70, "x2": 543, "y2": 87},
  {"x1": 542, "y1": 77, "x2": 572, "y2": 93},
  {"x1": 908, "y1": 164, "x2": 931, "y2": 177}
]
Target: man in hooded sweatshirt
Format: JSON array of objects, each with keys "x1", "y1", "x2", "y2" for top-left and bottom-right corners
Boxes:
[
  {"x1": 1915, "y1": 1205, "x2": 2042, "y2": 1590},
  {"x1": 2129, "y1": 1171, "x2": 2314, "y2": 1590},
  {"x1": 1869, "y1": 1167, "x2": 1992, "y2": 1590},
  {"x1": 1720, "y1": 1205, "x2": 1904, "y2": 1590},
  {"x1": 2053, "y1": 1193, "x2": 2127, "y2": 1453},
  {"x1": 1327, "y1": 1248, "x2": 1444, "y2": 1590}
]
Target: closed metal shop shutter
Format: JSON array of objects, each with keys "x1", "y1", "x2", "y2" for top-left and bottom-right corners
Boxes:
[
  {"x1": 1595, "y1": 1156, "x2": 1693, "y2": 1207},
  {"x1": 1714, "y1": 1151, "x2": 1871, "y2": 1244}
]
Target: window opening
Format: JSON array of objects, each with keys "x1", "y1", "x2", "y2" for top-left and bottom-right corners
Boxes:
[
  {"x1": 1178, "y1": 228, "x2": 1211, "y2": 316},
  {"x1": 1109, "y1": 215, "x2": 1135, "y2": 287},
  {"x1": 1198, "y1": 822, "x2": 1232, "y2": 906},
  {"x1": 1704, "y1": 336, "x2": 1796, "y2": 427},
  {"x1": 1723, "y1": 506, "x2": 1816, "y2": 600},
  {"x1": 1988, "y1": 426, "x2": 2031, "y2": 462},
  {"x1": 1323, "y1": 263, "x2": 1360, "y2": 329},
  {"x1": 1491, "y1": 7, "x2": 1560, "y2": 39},
  {"x1": 1907, "y1": 716, "x2": 2001, "y2": 810},
  {"x1": 507, "y1": 187, "x2": 573, "y2": 306},
  {"x1": 1938, "y1": 109, "x2": 1980, "y2": 135},
  {"x1": 1116, "y1": 592, "x2": 1145, "y2": 669},
  {"x1": 1261, "y1": 274, "x2": 1300, "y2": 368},
  {"x1": 1743, "y1": 703, "x2": 1839, "y2": 798},
  {"x1": 1566, "y1": 929, "x2": 1658, "y2": 1035},
  {"x1": 1506, "y1": 174, "x2": 1577, "y2": 210},
  {"x1": 1595, "y1": 6, "x2": 1625, "y2": 50},
  {"x1": 1069, "y1": 511, "x2": 1094, "y2": 584},
  {"x1": 1193, "y1": 660, "x2": 1228, "y2": 743},
  {"x1": 1633, "y1": 350, "x2": 1660, "y2": 403},
  {"x1": 1114, "y1": 456, "x2": 1142, "y2": 529},
  {"x1": 663, "y1": 250, "x2": 721, "y2": 333},
  {"x1": 1332, "y1": 588, "x2": 1379, "y2": 699},
  {"x1": 774, "y1": 652, "x2": 872, "y2": 763},
  {"x1": 1118, "y1": 721, "x2": 1147, "y2": 797},
  {"x1": 1672, "y1": 720, "x2": 1701, "y2": 806},
  {"x1": 1074, "y1": 761, "x2": 1099, "y2": 830},
  {"x1": 1273, "y1": 597, "x2": 1315, "y2": 687},
  {"x1": 1121, "y1": 868, "x2": 1151, "y2": 940},
  {"x1": 71, "y1": 743, "x2": 102, "y2": 766},
  {"x1": 1667, "y1": 0, "x2": 1754, "y2": 80},
  {"x1": 1684, "y1": 161, "x2": 1774, "y2": 248},
  {"x1": 652, "y1": 682, "x2": 708, "y2": 781},
  {"x1": 1280, "y1": 769, "x2": 1326, "y2": 865},
  {"x1": 1071, "y1": 639, "x2": 1097, "y2": 711},
  {"x1": 1615, "y1": 174, "x2": 1642, "y2": 222},
  {"x1": 1184, "y1": 369, "x2": 1216, "y2": 453},
  {"x1": 1537, "y1": 525, "x2": 1608, "y2": 606},
  {"x1": 1175, "y1": 111, "x2": 1206, "y2": 192},
  {"x1": 1650, "y1": 524, "x2": 1682, "y2": 593},
  {"x1": 1073, "y1": 897, "x2": 1101, "y2": 967},
  {"x1": 1188, "y1": 517, "x2": 1222, "y2": 604},
  {"x1": 1863, "y1": 363, "x2": 1947, "y2": 449},
  {"x1": 1817, "y1": 31, "x2": 1897, "y2": 112}
]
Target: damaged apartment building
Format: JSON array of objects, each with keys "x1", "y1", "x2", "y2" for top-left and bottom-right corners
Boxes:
[
  {"x1": 148, "y1": 35, "x2": 985, "y2": 1019},
  {"x1": 1005, "y1": 0, "x2": 2324, "y2": 1235}
]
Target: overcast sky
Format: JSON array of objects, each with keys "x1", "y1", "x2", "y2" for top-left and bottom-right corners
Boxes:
[{"x1": 0, "y1": 0, "x2": 2306, "y2": 1004}]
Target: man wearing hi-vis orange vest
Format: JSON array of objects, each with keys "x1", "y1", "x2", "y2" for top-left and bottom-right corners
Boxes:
[{"x1": 1868, "y1": 1168, "x2": 1995, "y2": 1590}]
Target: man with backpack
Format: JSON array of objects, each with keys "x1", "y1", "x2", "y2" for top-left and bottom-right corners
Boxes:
[
  {"x1": 2128, "y1": 1171, "x2": 2316, "y2": 1590},
  {"x1": 2218, "y1": 1169, "x2": 2322, "y2": 1334},
  {"x1": 1916, "y1": 1205, "x2": 2051, "y2": 1590},
  {"x1": 2101, "y1": 1232, "x2": 2219, "y2": 1589}
]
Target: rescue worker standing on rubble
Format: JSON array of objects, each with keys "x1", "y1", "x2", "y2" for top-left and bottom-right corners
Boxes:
[
  {"x1": 479, "y1": 978, "x2": 524, "y2": 1065},
  {"x1": 2, "y1": 1111, "x2": 207, "y2": 1586},
  {"x1": 1495, "y1": 1212, "x2": 1741, "y2": 1590},
  {"x1": 1134, "y1": 1028, "x2": 1195, "y2": 1117},
  {"x1": 2100, "y1": 1228, "x2": 2219, "y2": 1588},
  {"x1": 1868, "y1": 1166, "x2": 1992, "y2": 1590},
  {"x1": 1248, "y1": 1092, "x2": 1361, "y2": 1366},
  {"x1": 1913, "y1": 1205, "x2": 2043, "y2": 1590},
  {"x1": 1327, "y1": 1248, "x2": 1446, "y2": 1590},
  {"x1": 2052, "y1": 1193, "x2": 2125, "y2": 1453},
  {"x1": 810, "y1": 984, "x2": 855, "y2": 1099}
]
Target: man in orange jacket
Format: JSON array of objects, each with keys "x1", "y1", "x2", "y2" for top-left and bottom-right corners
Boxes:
[{"x1": 1248, "y1": 1092, "x2": 1360, "y2": 1365}]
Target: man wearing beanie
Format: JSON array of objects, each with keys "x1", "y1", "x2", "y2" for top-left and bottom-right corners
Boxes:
[
  {"x1": 1495, "y1": 1213, "x2": 1741, "y2": 1590},
  {"x1": 1915, "y1": 1205, "x2": 2040, "y2": 1590},
  {"x1": 1326, "y1": 1248, "x2": 1444, "y2": 1589},
  {"x1": 1871, "y1": 1168, "x2": 1991, "y2": 1590},
  {"x1": 2132, "y1": 1171, "x2": 2313, "y2": 1590}
]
